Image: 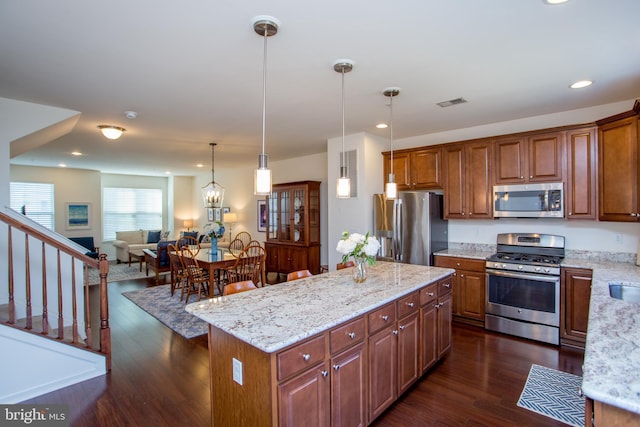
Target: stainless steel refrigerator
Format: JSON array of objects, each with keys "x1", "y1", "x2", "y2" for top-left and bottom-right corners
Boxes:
[{"x1": 373, "y1": 191, "x2": 448, "y2": 265}]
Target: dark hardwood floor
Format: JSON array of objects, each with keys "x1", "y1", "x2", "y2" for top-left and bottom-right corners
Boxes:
[{"x1": 22, "y1": 277, "x2": 584, "y2": 426}]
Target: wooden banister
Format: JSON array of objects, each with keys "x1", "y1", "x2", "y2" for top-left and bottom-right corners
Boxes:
[{"x1": 0, "y1": 210, "x2": 111, "y2": 370}]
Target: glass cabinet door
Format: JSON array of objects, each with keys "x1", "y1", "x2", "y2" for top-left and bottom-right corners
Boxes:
[{"x1": 292, "y1": 187, "x2": 306, "y2": 244}]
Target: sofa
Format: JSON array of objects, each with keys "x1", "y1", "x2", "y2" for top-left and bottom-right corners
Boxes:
[{"x1": 113, "y1": 230, "x2": 166, "y2": 264}]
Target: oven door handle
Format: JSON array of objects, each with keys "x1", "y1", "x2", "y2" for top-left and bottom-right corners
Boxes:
[{"x1": 486, "y1": 269, "x2": 559, "y2": 283}]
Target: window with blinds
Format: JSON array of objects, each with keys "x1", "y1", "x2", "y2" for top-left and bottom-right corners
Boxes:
[
  {"x1": 103, "y1": 187, "x2": 163, "y2": 241},
  {"x1": 10, "y1": 182, "x2": 55, "y2": 230}
]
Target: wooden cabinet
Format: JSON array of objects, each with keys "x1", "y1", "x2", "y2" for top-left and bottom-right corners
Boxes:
[
  {"x1": 597, "y1": 112, "x2": 640, "y2": 222},
  {"x1": 278, "y1": 362, "x2": 330, "y2": 427},
  {"x1": 443, "y1": 139, "x2": 492, "y2": 219},
  {"x1": 368, "y1": 292, "x2": 422, "y2": 423},
  {"x1": 419, "y1": 282, "x2": 438, "y2": 373},
  {"x1": 383, "y1": 147, "x2": 442, "y2": 190},
  {"x1": 560, "y1": 267, "x2": 592, "y2": 349},
  {"x1": 566, "y1": 127, "x2": 597, "y2": 219},
  {"x1": 434, "y1": 255, "x2": 485, "y2": 327},
  {"x1": 330, "y1": 343, "x2": 367, "y2": 427},
  {"x1": 586, "y1": 398, "x2": 640, "y2": 427},
  {"x1": 266, "y1": 180, "x2": 321, "y2": 277},
  {"x1": 493, "y1": 131, "x2": 564, "y2": 184}
]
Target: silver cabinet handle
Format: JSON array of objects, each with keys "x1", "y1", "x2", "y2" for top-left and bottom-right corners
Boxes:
[
  {"x1": 443, "y1": 283, "x2": 451, "y2": 288},
  {"x1": 435, "y1": 303, "x2": 441, "y2": 309},
  {"x1": 392, "y1": 330, "x2": 398, "y2": 335},
  {"x1": 321, "y1": 370, "x2": 328, "y2": 377},
  {"x1": 529, "y1": 175, "x2": 533, "y2": 179},
  {"x1": 333, "y1": 364, "x2": 340, "y2": 371},
  {"x1": 399, "y1": 325, "x2": 406, "y2": 331},
  {"x1": 406, "y1": 302, "x2": 414, "y2": 308},
  {"x1": 302, "y1": 353, "x2": 311, "y2": 361},
  {"x1": 427, "y1": 292, "x2": 435, "y2": 297},
  {"x1": 381, "y1": 315, "x2": 389, "y2": 321},
  {"x1": 460, "y1": 274, "x2": 464, "y2": 278},
  {"x1": 578, "y1": 387, "x2": 584, "y2": 398},
  {"x1": 348, "y1": 332, "x2": 356, "y2": 339},
  {"x1": 456, "y1": 262, "x2": 460, "y2": 266}
]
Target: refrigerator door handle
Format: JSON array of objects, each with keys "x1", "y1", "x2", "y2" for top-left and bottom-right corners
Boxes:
[{"x1": 395, "y1": 200, "x2": 403, "y2": 261}]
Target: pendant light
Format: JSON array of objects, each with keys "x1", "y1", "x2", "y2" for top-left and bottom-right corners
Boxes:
[
  {"x1": 201, "y1": 142, "x2": 225, "y2": 208},
  {"x1": 383, "y1": 87, "x2": 400, "y2": 200},
  {"x1": 334, "y1": 59, "x2": 354, "y2": 199},
  {"x1": 253, "y1": 15, "x2": 280, "y2": 196}
]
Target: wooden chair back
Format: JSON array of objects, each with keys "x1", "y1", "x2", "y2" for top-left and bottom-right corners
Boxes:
[
  {"x1": 242, "y1": 242, "x2": 266, "y2": 286},
  {"x1": 180, "y1": 246, "x2": 209, "y2": 303},
  {"x1": 234, "y1": 231, "x2": 252, "y2": 249},
  {"x1": 228, "y1": 237, "x2": 245, "y2": 258},
  {"x1": 337, "y1": 260, "x2": 355, "y2": 270},
  {"x1": 223, "y1": 280, "x2": 258, "y2": 296},
  {"x1": 287, "y1": 269, "x2": 313, "y2": 282},
  {"x1": 168, "y1": 243, "x2": 187, "y2": 296},
  {"x1": 177, "y1": 235, "x2": 200, "y2": 255},
  {"x1": 226, "y1": 251, "x2": 263, "y2": 285}
]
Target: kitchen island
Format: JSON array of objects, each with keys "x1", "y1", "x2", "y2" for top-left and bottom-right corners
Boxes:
[{"x1": 186, "y1": 261, "x2": 453, "y2": 426}]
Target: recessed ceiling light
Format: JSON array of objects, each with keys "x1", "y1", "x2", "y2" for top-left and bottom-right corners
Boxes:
[
  {"x1": 71, "y1": 151, "x2": 82, "y2": 156},
  {"x1": 196, "y1": 163, "x2": 204, "y2": 168},
  {"x1": 570, "y1": 80, "x2": 593, "y2": 89},
  {"x1": 165, "y1": 171, "x2": 171, "y2": 175},
  {"x1": 59, "y1": 163, "x2": 67, "y2": 168},
  {"x1": 544, "y1": 0, "x2": 569, "y2": 5},
  {"x1": 376, "y1": 123, "x2": 388, "y2": 129}
]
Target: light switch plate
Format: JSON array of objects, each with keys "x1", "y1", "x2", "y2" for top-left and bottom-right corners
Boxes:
[{"x1": 233, "y1": 358, "x2": 243, "y2": 385}]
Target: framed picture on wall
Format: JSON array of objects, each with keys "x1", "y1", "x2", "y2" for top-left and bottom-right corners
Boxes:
[
  {"x1": 66, "y1": 203, "x2": 90, "y2": 230},
  {"x1": 257, "y1": 199, "x2": 267, "y2": 232},
  {"x1": 207, "y1": 208, "x2": 214, "y2": 222}
]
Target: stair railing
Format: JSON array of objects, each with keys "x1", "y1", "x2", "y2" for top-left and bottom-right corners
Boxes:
[{"x1": 0, "y1": 209, "x2": 111, "y2": 370}]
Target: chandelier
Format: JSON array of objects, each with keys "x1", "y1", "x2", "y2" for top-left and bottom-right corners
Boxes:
[{"x1": 201, "y1": 142, "x2": 225, "y2": 209}]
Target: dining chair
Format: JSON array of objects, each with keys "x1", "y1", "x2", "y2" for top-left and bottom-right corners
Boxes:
[
  {"x1": 168, "y1": 243, "x2": 188, "y2": 297},
  {"x1": 226, "y1": 250, "x2": 263, "y2": 286},
  {"x1": 228, "y1": 237, "x2": 245, "y2": 258},
  {"x1": 234, "y1": 231, "x2": 252, "y2": 249},
  {"x1": 337, "y1": 260, "x2": 355, "y2": 270},
  {"x1": 223, "y1": 280, "x2": 258, "y2": 296},
  {"x1": 243, "y1": 242, "x2": 266, "y2": 286},
  {"x1": 180, "y1": 246, "x2": 210, "y2": 303},
  {"x1": 177, "y1": 235, "x2": 200, "y2": 256},
  {"x1": 287, "y1": 269, "x2": 313, "y2": 282}
]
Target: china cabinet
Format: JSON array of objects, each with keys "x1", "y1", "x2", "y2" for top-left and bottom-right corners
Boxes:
[{"x1": 265, "y1": 181, "x2": 321, "y2": 278}]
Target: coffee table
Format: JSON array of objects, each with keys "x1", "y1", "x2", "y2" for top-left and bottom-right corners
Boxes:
[{"x1": 129, "y1": 250, "x2": 144, "y2": 271}]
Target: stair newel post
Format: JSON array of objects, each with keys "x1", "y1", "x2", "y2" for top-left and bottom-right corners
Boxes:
[
  {"x1": 99, "y1": 253, "x2": 111, "y2": 370},
  {"x1": 41, "y1": 241, "x2": 49, "y2": 335}
]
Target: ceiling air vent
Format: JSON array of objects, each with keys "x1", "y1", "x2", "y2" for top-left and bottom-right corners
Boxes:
[{"x1": 437, "y1": 97, "x2": 468, "y2": 108}]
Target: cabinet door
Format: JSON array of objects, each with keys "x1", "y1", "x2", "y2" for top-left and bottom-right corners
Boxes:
[
  {"x1": 560, "y1": 268, "x2": 592, "y2": 347},
  {"x1": 368, "y1": 325, "x2": 397, "y2": 422},
  {"x1": 443, "y1": 144, "x2": 465, "y2": 219},
  {"x1": 458, "y1": 269, "x2": 486, "y2": 321},
  {"x1": 265, "y1": 243, "x2": 280, "y2": 273},
  {"x1": 598, "y1": 117, "x2": 639, "y2": 222},
  {"x1": 494, "y1": 137, "x2": 526, "y2": 184},
  {"x1": 278, "y1": 362, "x2": 330, "y2": 427},
  {"x1": 437, "y1": 293, "x2": 452, "y2": 358},
  {"x1": 527, "y1": 131, "x2": 564, "y2": 182},
  {"x1": 330, "y1": 344, "x2": 366, "y2": 427},
  {"x1": 411, "y1": 148, "x2": 442, "y2": 189},
  {"x1": 397, "y1": 311, "x2": 420, "y2": 395},
  {"x1": 383, "y1": 152, "x2": 411, "y2": 190},
  {"x1": 420, "y1": 302, "x2": 438, "y2": 373},
  {"x1": 466, "y1": 141, "x2": 493, "y2": 218},
  {"x1": 566, "y1": 128, "x2": 597, "y2": 219}
]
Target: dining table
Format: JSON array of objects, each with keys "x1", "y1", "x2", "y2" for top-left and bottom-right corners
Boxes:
[{"x1": 174, "y1": 247, "x2": 237, "y2": 296}]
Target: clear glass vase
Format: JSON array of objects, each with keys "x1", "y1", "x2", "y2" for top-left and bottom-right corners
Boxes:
[{"x1": 352, "y1": 257, "x2": 368, "y2": 283}]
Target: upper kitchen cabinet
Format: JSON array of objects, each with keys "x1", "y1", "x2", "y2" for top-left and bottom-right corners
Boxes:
[
  {"x1": 443, "y1": 139, "x2": 492, "y2": 219},
  {"x1": 493, "y1": 131, "x2": 564, "y2": 184},
  {"x1": 566, "y1": 127, "x2": 597, "y2": 220},
  {"x1": 597, "y1": 104, "x2": 640, "y2": 222},
  {"x1": 383, "y1": 147, "x2": 442, "y2": 190}
]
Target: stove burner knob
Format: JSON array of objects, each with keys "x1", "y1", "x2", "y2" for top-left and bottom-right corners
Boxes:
[
  {"x1": 544, "y1": 268, "x2": 550, "y2": 273},
  {"x1": 494, "y1": 263, "x2": 500, "y2": 268},
  {"x1": 502, "y1": 264, "x2": 507, "y2": 269},
  {"x1": 518, "y1": 265, "x2": 524, "y2": 270},
  {"x1": 535, "y1": 267, "x2": 541, "y2": 272}
]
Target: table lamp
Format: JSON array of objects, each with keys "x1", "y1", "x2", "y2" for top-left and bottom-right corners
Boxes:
[
  {"x1": 223, "y1": 212, "x2": 238, "y2": 241},
  {"x1": 183, "y1": 219, "x2": 193, "y2": 232}
]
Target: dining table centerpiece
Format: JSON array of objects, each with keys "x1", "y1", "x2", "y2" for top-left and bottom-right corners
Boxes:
[
  {"x1": 336, "y1": 231, "x2": 381, "y2": 283},
  {"x1": 206, "y1": 221, "x2": 225, "y2": 254}
]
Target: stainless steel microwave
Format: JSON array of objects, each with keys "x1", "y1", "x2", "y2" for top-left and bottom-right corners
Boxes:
[{"x1": 493, "y1": 182, "x2": 564, "y2": 218}]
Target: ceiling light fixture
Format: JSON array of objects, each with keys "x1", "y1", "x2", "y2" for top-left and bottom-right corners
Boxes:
[
  {"x1": 570, "y1": 80, "x2": 593, "y2": 89},
  {"x1": 253, "y1": 15, "x2": 280, "y2": 196},
  {"x1": 384, "y1": 87, "x2": 401, "y2": 200},
  {"x1": 98, "y1": 125, "x2": 125, "y2": 140},
  {"x1": 334, "y1": 59, "x2": 354, "y2": 199},
  {"x1": 544, "y1": 0, "x2": 569, "y2": 5},
  {"x1": 376, "y1": 123, "x2": 388, "y2": 129},
  {"x1": 201, "y1": 142, "x2": 225, "y2": 209}
]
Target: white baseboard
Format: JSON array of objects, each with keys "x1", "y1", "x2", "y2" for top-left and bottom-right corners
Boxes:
[{"x1": 0, "y1": 324, "x2": 107, "y2": 403}]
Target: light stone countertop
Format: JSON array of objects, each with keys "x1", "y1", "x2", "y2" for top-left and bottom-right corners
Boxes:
[{"x1": 185, "y1": 261, "x2": 453, "y2": 354}]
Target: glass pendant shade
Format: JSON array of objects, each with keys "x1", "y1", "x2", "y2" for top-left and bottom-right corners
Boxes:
[
  {"x1": 254, "y1": 153, "x2": 271, "y2": 196},
  {"x1": 336, "y1": 173, "x2": 351, "y2": 199},
  {"x1": 334, "y1": 59, "x2": 354, "y2": 199},
  {"x1": 385, "y1": 176, "x2": 397, "y2": 200},
  {"x1": 202, "y1": 142, "x2": 225, "y2": 208}
]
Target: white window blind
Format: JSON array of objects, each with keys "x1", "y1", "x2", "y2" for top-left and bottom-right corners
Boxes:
[
  {"x1": 10, "y1": 182, "x2": 55, "y2": 230},
  {"x1": 103, "y1": 187, "x2": 163, "y2": 241}
]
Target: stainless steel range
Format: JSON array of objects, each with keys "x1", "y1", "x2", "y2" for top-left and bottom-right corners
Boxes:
[{"x1": 485, "y1": 233, "x2": 565, "y2": 345}]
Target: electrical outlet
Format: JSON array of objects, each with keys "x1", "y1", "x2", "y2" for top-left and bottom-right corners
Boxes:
[
  {"x1": 615, "y1": 234, "x2": 623, "y2": 245},
  {"x1": 233, "y1": 358, "x2": 243, "y2": 385}
]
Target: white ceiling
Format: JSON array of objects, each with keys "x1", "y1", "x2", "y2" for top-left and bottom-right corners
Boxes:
[{"x1": 2, "y1": 0, "x2": 640, "y2": 176}]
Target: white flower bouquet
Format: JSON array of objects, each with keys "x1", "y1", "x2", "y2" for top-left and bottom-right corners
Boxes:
[{"x1": 336, "y1": 231, "x2": 380, "y2": 265}]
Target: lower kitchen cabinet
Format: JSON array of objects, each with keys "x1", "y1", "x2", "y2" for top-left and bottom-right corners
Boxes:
[
  {"x1": 434, "y1": 255, "x2": 485, "y2": 327},
  {"x1": 279, "y1": 361, "x2": 330, "y2": 427},
  {"x1": 586, "y1": 398, "x2": 640, "y2": 426},
  {"x1": 560, "y1": 267, "x2": 592, "y2": 348},
  {"x1": 330, "y1": 343, "x2": 367, "y2": 427},
  {"x1": 436, "y1": 278, "x2": 453, "y2": 357}
]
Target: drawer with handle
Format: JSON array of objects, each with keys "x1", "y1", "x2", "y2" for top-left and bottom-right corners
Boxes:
[
  {"x1": 368, "y1": 302, "x2": 397, "y2": 335},
  {"x1": 330, "y1": 316, "x2": 365, "y2": 355},
  {"x1": 397, "y1": 291, "x2": 420, "y2": 318},
  {"x1": 277, "y1": 334, "x2": 326, "y2": 381},
  {"x1": 419, "y1": 282, "x2": 439, "y2": 306}
]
